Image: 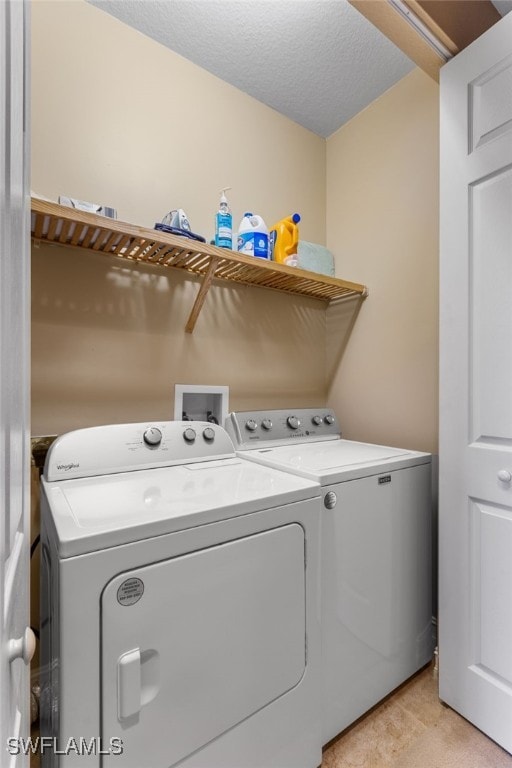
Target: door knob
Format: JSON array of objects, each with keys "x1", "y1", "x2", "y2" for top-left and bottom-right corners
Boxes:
[
  {"x1": 8, "y1": 627, "x2": 36, "y2": 665},
  {"x1": 497, "y1": 469, "x2": 512, "y2": 483}
]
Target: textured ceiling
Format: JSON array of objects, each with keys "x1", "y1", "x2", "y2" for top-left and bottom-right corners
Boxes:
[{"x1": 88, "y1": 0, "x2": 416, "y2": 138}]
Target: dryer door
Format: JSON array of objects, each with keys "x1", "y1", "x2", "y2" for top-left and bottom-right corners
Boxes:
[{"x1": 101, "y1": 523, "x2": 306, "y2": 767}]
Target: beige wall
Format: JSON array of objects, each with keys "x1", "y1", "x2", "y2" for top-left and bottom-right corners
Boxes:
[
  {"x1": 326, "y1": 69, "x2": 439, "y2": 453},
  {"x1": 31, "y1": 2, "x2": 439, "y2": 453},
  {"x1": 31, "y1": 0, "x2": 327, "y2": 435}
]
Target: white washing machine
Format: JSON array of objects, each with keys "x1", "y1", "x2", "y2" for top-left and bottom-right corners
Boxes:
[
  {"x1": 40, "y1": 420, "x2": 322, "y2": 768},
  {"x1": 226, "y1": 408, "x2": 434, "y2": 745}
]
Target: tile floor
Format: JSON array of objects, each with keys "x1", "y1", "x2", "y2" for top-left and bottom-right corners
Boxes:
[
  {"x1": 31, "y1": 664, "x2": 512, "y2": 768},
  {"x1": 322, "y1": 664, "x2": 512, "y2": 768}
]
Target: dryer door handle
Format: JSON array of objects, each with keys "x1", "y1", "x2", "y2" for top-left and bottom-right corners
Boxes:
[{"x1": 117, "y1": 648, "x2": 141, "y2": 720}]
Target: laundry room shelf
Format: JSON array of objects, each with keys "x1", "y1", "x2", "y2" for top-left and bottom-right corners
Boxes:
[{"x1": 31, "y1": 198, "x2": 368, "y2": 332}]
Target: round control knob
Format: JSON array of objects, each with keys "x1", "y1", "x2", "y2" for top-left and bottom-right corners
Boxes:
[
  {"x1": 183, "y1": 427, "x2": 196, "y2": 443},
  {"x1": 287, "y1": 416, "x2": 301, "y2": 430},
  {"x1": 324, "y1": 491, "x2": 337, "y2": 510},
  {"x1": 261, "y1": 419, "x2": 273, "y2": 431},
  {"x1": 203, "y1": 427, "x2": 215, "y2": 441},
  {"x1": 143, "y1": 427, "x2": 162, "y2": 446},
  {"x1": 498, "y1": 469, "x2": 512, "y2": 483},
  {"x1": 324, "y1": 414, "x2": 335, "y2": 425},
  {"x1": 245, "y1": 419, "x2": 258, "y2": 432},
  {"x1": 312, "y1": 415, "x2": 322, "y2": 426}
]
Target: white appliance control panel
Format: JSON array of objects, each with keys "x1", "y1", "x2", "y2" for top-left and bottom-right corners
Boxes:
[
  {"x1": 44, "y1": 421, "x2": 236, "y2": 481},
  {"x1": 226, "y1": 409, "x2": 341, "y2": 450}
]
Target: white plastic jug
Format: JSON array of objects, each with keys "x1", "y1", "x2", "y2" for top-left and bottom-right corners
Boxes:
[{"x1": 237, "y1": 213, "x2": 269, "y2": 259}]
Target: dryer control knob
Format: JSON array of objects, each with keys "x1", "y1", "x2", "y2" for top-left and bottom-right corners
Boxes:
[
  {"x1": 203, "y1": 427, "x2": 215, "y2": 441},
  {"x1": 261, "y1": 419, "x2": 273, "y2": 431},
  {"x1": 245, "y1": 419, "x2": 258, "y2": 432},
  {"x1": 324, "y1": 414, "x2": 335, "y2": 425},
  {"x1": 143, "y1": 427, "x2": 162, "y2": 446},
  {"x1": 312, "y1": 415, "x2": 322, "y2": 426},
  {"x1": 183, "y1": 427, "x2": 196, "y2": 443},
  {"x1": 287, "y1": 416, "x2": 301, "y2": 430}
]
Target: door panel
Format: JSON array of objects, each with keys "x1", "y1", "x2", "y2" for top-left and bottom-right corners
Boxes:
[
  {"x1": 472, "y1": 501, "x2": 512, "y2": 682},
  {"x1": 322, "y1": 463, "x2": 432, "y2": 743},
  {"x1": 470, "y1": 166, "x2": 512, "y2": 444},
  {"x1": 102, "y1": 524, "x2": 306, "y2": 768},
  {"x1": 440, "y1": 10, "x2": 512, "y2": 753},
  {"x1": 469, "y1": 54, "x2": 512, "y2": 151},
  {"x1": 0, "y1": 1, "x2": 31, "y2": 766}
]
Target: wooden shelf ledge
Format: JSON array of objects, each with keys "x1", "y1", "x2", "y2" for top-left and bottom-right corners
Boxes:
[{"x1": 31, "y1": 198, "x2": 368, "y2": 332}]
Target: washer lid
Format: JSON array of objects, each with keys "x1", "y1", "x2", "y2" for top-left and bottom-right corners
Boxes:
[
  {"x1": 241, "y1": 439, "x2": 431, "y2": 484},
  {"x1": 42, "y1": 458, "x2": 320, "y2": 557}
]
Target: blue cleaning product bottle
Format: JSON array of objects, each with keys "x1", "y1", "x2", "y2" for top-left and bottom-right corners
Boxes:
[
  {"x1": 215, "y1": 187, "x2": 232, "y2": 249},
  {"x1": 237, "y1": 213, "x2": 269, "y2": 259}
]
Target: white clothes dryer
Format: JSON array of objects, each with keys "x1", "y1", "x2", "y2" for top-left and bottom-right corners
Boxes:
[
  {"x1": 40, "y1": 421, "x2": 322, "y2": 768},
  {"x1": 226, "y1": 409, "x2": 434, "y2": 745}
]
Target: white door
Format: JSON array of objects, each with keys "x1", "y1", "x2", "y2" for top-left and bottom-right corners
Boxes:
[
  {"x1": 439, "y1": 11, "x2": 512, "y2": 753},
  {"x1": 0, "y1": 1, "x2": 32, "y2": 765},
  {"x1": 101, "y1": 525, "x2": 306, "y2": 767}
]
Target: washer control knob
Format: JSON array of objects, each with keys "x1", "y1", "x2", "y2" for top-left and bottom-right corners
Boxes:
[
  {"x1": 324, "y1": 491, "x2": 337, "y2": 509},
  {"x1": 203, "y1": 427, "x2": 215, "y2": 442},
  {"x1": 183, "y1": 427, "x2": 196, "y2": 443},
  {"x1": 245, "y1": 419, "x2": 258, "y2": 432},
  {"x1": 261, "y1": 419, "x2": 273, "y2": 431},
  {"x1": 312, "y1": 415, "x2": 322, "y2": 426},
  {"x1": 498, "y1": 469, "x2": 512, "y2": 483},
  {"x1": 324, "y1": 414, "x2": 335, "y2": 425},
  {"x1": 287, "y1": 416, "x2": 301, "y2": 430},
  {"x1": 143, "y1": 427, "x2": 162, "y2": 446}
]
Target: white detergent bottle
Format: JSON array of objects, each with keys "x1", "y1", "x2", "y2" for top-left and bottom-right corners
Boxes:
[
  {"x1": 237, "y1": 213, "x2": 269, "y2": 259},
  {"x1": 215, "y1": 187, "x2": 232, "y2": 248}
]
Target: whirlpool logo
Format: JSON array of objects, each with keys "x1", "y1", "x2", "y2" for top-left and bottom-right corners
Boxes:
[{"x1": 57, "y1": 462, "x2": 80, "y2": 472}]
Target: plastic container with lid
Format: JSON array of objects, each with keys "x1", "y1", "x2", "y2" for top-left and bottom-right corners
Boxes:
[
  {"x1": 269, "y1": 213, "x2": 301, "y2": 265},
  {"x1": 237, "y1": 213, "x2": 269, "y2": 259}
]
